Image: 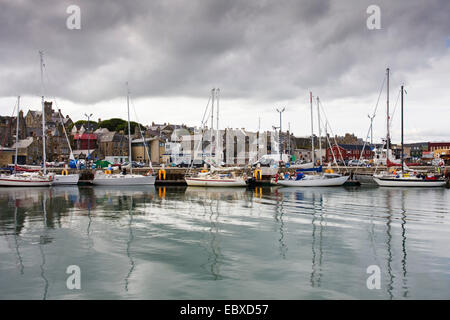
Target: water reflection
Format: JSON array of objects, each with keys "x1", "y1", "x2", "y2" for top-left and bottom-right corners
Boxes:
[
  {"x1": 184, "y1": 187, "x2": 234, "y2": 280},
  {"x1": 125, "y1": 195, "x2": 135, "y2": 292},
  {"x1": 10, "y1": 206, "x2": 25, "y2": 275},
  {"x1": 0, "y1": 185, "x2": 448, "y2": 299},
  {"x1": 39, "y1": 193, "x2": 49, "y2": 300},
  {"x1": 273, "y1": 189, "x2": 288, "y2": 259}
]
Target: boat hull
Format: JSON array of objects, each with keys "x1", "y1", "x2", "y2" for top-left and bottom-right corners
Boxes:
[
  {"x1": 373, "y1": 177, "x2": 446, "y2": 187},
  {"x1": 354, "y1": 174, "x2": 376, "y2": 185},
  {"x1": 185, "y1": 177, "x2": 247, "y2": 187},
  {"x1": 0, "y1": 176, "x2": 53, "y2": 187},
  {"x1": 277, "y1": 175, "x2": 349, "y2": 187},
  {"x1": 53, "y1": 174, "x2": 79, "y2": 185},
  {"x1": 92, "y1": 174, "x2": 156, "y2": 186}
]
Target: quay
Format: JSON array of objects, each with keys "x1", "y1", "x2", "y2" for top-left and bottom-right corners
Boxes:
[{"x1": 2, "y1": 165, "x2": 447, "y2": 187}]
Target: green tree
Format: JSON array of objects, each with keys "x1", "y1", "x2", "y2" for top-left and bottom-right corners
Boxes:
[{"x1": 98, "y1": 118, "x2": 144, "y2": 135}]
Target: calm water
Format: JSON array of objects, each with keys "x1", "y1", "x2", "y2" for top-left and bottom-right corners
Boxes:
[{"x1": 0, "y1": 185, "x2": 449, "y2": 300}]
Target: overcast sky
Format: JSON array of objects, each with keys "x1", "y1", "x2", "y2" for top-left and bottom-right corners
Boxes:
[{"x1": 0, "y1": 0, "x2": 449, "y2": 143}]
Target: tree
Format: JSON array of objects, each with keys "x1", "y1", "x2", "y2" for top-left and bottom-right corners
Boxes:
[{"x1": 98, "y1": 118, "x2": 144, "y2": 135}]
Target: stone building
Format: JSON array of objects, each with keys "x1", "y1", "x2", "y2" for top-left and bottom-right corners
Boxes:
[
  {"x1": 0, "y1": 111, "x2": 26, "y2": 147},
  {"x1": 131, "y1": 137, "x2": 165, "y2": 164},
  {"x1": 23, "y1": 101, "x2": 73, "y2": 161},
  {"x1": 10, "y1": 136, "x2": 42, "y2": 165},
  {"x1": 0, "y1": 147, "x2": 15, "y2": 167},
  {"x1": 96, "y1": 129, "x2": 129, "y2": 163}
]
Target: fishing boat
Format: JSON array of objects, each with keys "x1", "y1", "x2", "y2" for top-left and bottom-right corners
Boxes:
[
  {"x1": 374, "y1": 82, "x2": 445, "y2": 187},
  {"x1": 92, "y1": 84, "x2": 155, "y2": 186}
]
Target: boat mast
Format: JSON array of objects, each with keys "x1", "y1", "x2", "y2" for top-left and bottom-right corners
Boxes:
[
  {"x1": 126, "y1": 82, "x2": 133, "y2": 174},
  {"x1": 386, "y1": 68, "x2": 390, "y2": 155},
  {"x1": 310, "y1": 92, "x2": 315, "y2": 165},
  {"x1": 317, "y1": 96, "x2": 322, "y2": 166},
  {"x1": 216, "y1": 88, "x2": 220, "y2": 164},
  {"x1": 211, "y1": 88, "x2": 215, "y2": 162},
  {"x1": 40, "y1": 51, "x2": 47, "y2": 175},
  {"x1": 14, "y1": 96, "x2": 20, "y2": 173},
  {"x1": 401, "y1": 85, "x2": 404, "y2": 173}
]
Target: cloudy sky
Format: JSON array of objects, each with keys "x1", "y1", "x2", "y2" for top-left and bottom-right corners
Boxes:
[{"x1": 0, "y1": 0, "x2": 449, "y2": 143}]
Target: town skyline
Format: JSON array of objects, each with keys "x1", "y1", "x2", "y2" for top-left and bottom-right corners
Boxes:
[{"x1": 1, "y1": 1, "x2": 449, "y2": 143}]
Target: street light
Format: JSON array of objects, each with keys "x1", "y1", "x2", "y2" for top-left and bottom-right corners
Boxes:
[
  {"x1": 85, "y1": 113, "x2": 93, "y2": 161},
  {"x1": 276, "y1": 107, "x2": 285, "y2": 161}
]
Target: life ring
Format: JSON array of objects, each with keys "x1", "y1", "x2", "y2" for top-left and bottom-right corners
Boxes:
[
  {"x1": 104, "y1": 170, "x2": 112, "y2": 174},
  {"x1": 158, "y1": 169, "x2": 166, "y2": 180},
  {"x1": 254, "y1": 169, "x2": 262, "y2": 180},
  {"x1": 61, "y1": 169, "x2": 69, "y2": 176}
]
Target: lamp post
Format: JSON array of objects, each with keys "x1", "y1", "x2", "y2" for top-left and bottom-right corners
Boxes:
[
  {"x1": 85, "y1": 113, "x2": 93, "y2": 162},
  {"x1": 276, "y1": 107, "x2": 285, "y2": 161}
]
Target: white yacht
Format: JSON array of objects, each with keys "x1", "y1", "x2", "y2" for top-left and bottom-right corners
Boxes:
[
  {"x1": 185, "y1": 171, "x2": 247, "y2": 187},
  {"x1": 277, "y1": 172, "x2": 349, "y2": 187},
  {"x1": 0, "y1": 58, "x2": 54, "y2": 188},
  {"x1": 92, "y1": 83, "x2": 156, "y2": 186},
  {"x1": 373, "y1": 79, "x2": 445, "y2": 187}
]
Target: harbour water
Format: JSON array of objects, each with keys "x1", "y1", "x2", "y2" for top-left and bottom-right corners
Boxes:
[{"x1": 0, "y1": 186, "x2": 449, "y2": 300}]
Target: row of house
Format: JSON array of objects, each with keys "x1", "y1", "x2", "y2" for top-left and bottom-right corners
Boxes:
[
  {"x1": 1, "y1": 102, "x2": 449, "y2": 167},
  {"x1": 0, "y1": 102, "x2": 73, "y2": 166}
]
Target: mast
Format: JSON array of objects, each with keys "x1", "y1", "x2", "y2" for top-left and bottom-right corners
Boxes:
[
  {"x1": 211, "y1": 88, "x2": 215, "y2": 161},
  {"x1": 216, "y1": 88, "x2": 220, "y2": 132},
  {"x1": 14, "y1": 96, "x2": 20, "y2": 173},
  {"x1": 40, "y1": 51, "x2": 47, "y2": 175},
  {"x1": 126, "y1": 82, "x2": 132, "y2": 174},
  {"x1": 310, "y1": 92, "x2": 315, "y2": 165},
  {"x1": 401, "y1": 85, "x2": 404, "y2": 173},
  {"x1": 216, "y1": 88, "x2": 220, "y2": 164},
  {"x1": 58, "y1": 110, "x2": 74, "y2": 160},
  {"x1": 288, "y1": 122, "x2": 291, "y2": 156},
  {"x1": 386, "y1": 68, "x2": 390, "y2": 155},
  {"x1": 317, "y1": 96, "x2": 322, "y2": 166}
]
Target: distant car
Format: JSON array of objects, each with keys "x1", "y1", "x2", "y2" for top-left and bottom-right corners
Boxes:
[
  {"x1": 348, "y1": 160, "x2": 365, "y2": 166},
  {"x1": 176, "y1": 160, "x2": 191, "y2": 168},
  {"x1": 132, "y1": 161, "x2": 145, "y2": 168},
  {"x1": 251, "y1": 158, "x2": 275, "y2": 168},
  {"x1": 191, "y1": 159, "x2": 208, "y2": 168}
]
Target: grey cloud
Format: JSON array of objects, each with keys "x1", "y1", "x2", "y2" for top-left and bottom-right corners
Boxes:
[{"x1": 0, "y1": 0, "x2": 449, "y2": 104}]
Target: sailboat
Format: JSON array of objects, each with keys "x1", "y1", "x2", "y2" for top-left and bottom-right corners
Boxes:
[
  {"x1": 92, "y1": 84, "x2": 155, "y2": 186},
  {"x1": 186, "y1": 166, "x2": 248, "y2": 187},
  {"x1": 374, "y1": 83, "x2": 445, "y2": 187},
  {"x1": 0, "y1": 96, "x2": 53, "y2": 187},
  {"x1": 0, "y1": 54, "x2": 55, "y2": 187},
  {"x1": 41, "y1": 58, "x2": 79, "y2": 185},
  {"x1": 185, "y1": 88, "x2": 247, "y2": 187},
  {"x1": 277, "y1": 92, "x2": 349, "y2": 187}
]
